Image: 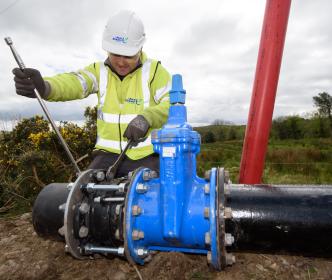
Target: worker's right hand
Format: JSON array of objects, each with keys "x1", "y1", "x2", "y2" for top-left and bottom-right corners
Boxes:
[{"x1": 12, "y1": 68, "x2": 49, "y2": 99}]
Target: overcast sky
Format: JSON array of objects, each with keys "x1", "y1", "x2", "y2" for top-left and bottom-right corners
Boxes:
[{"x1": 0, "y1": 0, "x2": 331, "y2": 128}]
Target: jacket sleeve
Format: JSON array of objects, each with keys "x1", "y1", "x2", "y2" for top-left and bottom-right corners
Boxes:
[
  {"x1": 141, "y1": 62, "x2": 171, "y2": 129},
  {"x1": 44, "y1": 63, "x2": 100, "y2": 101}
]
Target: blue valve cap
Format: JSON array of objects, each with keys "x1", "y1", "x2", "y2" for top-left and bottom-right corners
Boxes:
[{"x1": 170, "y1": 74, "x2": 186, "y2": 104}]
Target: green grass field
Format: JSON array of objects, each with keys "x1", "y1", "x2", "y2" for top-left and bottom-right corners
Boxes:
[{"x1": 197, "y1": 138, "x2": 332, "y2": 184}]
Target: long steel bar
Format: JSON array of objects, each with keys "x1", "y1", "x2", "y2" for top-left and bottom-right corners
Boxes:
[{"x1": 4, "y1": 37, "x2": 81, "y2": 175}]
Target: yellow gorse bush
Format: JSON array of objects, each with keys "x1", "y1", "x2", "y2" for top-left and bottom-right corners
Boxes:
[{"x1": 28, "y1": 131, "x2": 51, "y2": 147}]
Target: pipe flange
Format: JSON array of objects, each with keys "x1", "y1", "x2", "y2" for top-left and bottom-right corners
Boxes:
[
  {"x1": 216, "y1": 167, "x2": 228, "y2": 269},
  {"x1": 124, "y1": 167, "x2": 150, "y2": 265},
  {"x1": 209, "y1": 167, "x2": 221, "y2": 270},
  {"x1": 64, "y1": 169, "x2": 94, "y2": 259}
]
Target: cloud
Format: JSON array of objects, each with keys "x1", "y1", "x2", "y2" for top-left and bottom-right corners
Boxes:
[{"x1": 0, "y1": 0, "x2": 332, "y2": 127}]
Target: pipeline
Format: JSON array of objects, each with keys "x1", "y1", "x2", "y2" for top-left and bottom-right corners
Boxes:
[
  {"x1": 32, "y1": 75, "x2": 332, "y2": 270},
  {"x1": 226, "y1": 184, "x2": 332, "y2": 256}
]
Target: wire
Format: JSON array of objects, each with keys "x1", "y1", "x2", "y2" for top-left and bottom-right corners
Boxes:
[
  {"x1": 0, "y1": 0, "x2": 21, "y2": 16},
  {"x1": 132, "y1": 264, "x2": 143, "y2": 280}
]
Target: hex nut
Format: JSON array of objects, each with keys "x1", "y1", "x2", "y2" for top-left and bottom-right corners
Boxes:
[
  {"x1": 204, "y1": 184, "x2": 210, "y2": 194},
  {"x1": 132, "y1": 205, "x2": 142, "y2": 216},
  {"x1": 205, "y1": 232, "x2": 211, "y2": 245},
  {"x1": 79, "y1": 226, "x2": 89, "y2": 238},
  {"x1": 207, "y1": 251, "x2": 212, "y2": 264},
  {"x1": 204, "y1": 207, "x2": 210, "y2": 219},
  {"x1": 224, "y1": 207, "x2": 233, "y2": 219},
  {"x1": 226, "y1": 253, "x2": 236, "y2": 265},
  {"x1": 225, "y1": 233, "x2": 235, "y2": 246},
  {"x1": 95, "y1": 171, "x2": 105, "y2": 182},
  {"x1": 136, "y1": 183, "x2": 148, "y2": 194},
  {"x1": 136, "y1": 248, "x2": 148, "y2": 258},
  {"x1": 117, "y1": 247, "x2": 125, "y2": 256},
  {"x1": 79, "y1": 202, "x2": 90, "y2": 214}
]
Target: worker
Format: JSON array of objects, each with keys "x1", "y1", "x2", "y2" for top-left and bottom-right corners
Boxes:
[{"x1": 12, "y1": 10, "x2": 171, "y2": 177}]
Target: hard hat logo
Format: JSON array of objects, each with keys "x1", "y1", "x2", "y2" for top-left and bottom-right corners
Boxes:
[
  {"x1": 102, "y1": 10, "x2": 146, "y2": 56},
  {"x1": 112, "y1": 36, "x2": 128, "y2": 44}
]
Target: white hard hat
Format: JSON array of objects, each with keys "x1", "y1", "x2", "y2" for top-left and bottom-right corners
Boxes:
[{"x1": 102, "y1": 10, "x2": 146, "y2": 56}]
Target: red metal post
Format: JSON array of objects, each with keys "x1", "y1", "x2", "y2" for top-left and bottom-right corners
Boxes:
[{"x1": 239, "y1": 0, "x2": 292, "y2": 184}]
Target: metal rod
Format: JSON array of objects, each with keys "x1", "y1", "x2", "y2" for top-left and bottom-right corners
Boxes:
[
  {"x1": 84, "y1": 244, "x2": 125, "y2": 256},
  {"x1": 94, "y1": 196, "x2": 125, "y2": 203},
  {"x1": 4, "y1": 37, "x2": 81, "y2": 175},
  {"x1": 239, "y1": 0, "x2": 292, "y2": 184},
  {"x1": 225, "y1": 184, "x2": 332, "y2": 256},
  {"x1": 85, "y1": 183, "x2": 125, "y2": 193}
]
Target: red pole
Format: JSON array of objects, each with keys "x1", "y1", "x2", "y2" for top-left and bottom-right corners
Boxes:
[{"x1": 239, "y1": 0, "x2": 292, "y2": 184}]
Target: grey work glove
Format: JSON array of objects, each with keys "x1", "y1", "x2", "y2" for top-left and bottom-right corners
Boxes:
[
  {"x1": 12, "y1": 68, "x2": 49, "y2": 99},
  {"x1": 123, "y1": 115, "x2": 150, "y2": 142}
]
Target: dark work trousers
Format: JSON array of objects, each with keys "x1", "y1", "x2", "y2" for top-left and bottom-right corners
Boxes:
[{"x1": 87, "y1": 150, "x2": 160, "y2": 178}]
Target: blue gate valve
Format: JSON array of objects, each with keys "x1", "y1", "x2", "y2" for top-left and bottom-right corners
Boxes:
[{"x1": 124, "y1": 74, "x2": 232, "y2": 269}]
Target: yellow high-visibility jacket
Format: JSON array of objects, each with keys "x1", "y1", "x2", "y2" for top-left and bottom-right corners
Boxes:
[{"x1": 44, "y1": 52, "x2": 171, "y2": 160}]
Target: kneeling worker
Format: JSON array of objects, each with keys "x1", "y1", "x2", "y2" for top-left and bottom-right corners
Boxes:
[{"x1": 12, "y1": 10, "x2": 171, "y2": 177}]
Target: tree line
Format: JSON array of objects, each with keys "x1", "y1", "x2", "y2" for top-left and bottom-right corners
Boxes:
[{"x1": 198, "y1": 92, "x2": 332, "y2": 143}]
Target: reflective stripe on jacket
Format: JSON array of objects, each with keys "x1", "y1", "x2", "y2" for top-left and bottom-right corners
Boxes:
[{"x1": 44, "y1": 52, "x2": 171, "y2": 160}]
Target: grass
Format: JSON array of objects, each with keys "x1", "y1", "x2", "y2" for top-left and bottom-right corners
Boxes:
[{"x1": 197, "y1": 138, "x2": 332, "y2": 184}]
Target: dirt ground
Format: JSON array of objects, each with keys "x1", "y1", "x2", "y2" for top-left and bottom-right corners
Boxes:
[{"x1": 0, "y1": 213, "x2": 331, "y2": 280}]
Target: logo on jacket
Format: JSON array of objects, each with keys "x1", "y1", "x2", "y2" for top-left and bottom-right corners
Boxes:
[
  {"x1": 125, "y1": 98, "x2": 143, "y2": 105},
  {"x1": 112, "y1": 36, "x2": 128, "y2": 44}
]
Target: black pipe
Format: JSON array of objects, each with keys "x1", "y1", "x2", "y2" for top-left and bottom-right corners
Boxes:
[
  {"x1": 226, "y1": 184, "x2": 332, "y2": 256},
  {"x1": 33, "y1": 182, "x2": 332, "y2": 256},
  {"x1": 32, "y1": 183, "x2": 69, "y2": 240}
]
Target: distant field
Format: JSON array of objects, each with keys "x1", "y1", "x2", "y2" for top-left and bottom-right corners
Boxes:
[{"x1": 197, "y1": 138, "x2": 332, "y2": 184}]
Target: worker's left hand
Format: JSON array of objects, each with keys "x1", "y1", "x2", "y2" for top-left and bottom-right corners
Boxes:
[{"x1": 123, "y1": 115, "x2": 150, "y2": 142}]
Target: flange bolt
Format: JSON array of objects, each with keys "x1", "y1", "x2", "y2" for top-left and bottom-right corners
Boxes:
[
  {"x1": 224, "y1": 207, "x2": 233, "y2": 219},
  {"x1": 132, "y1": 230, "x2": 145, "y2": 240},
  {"x1": 205, "y1": 232, "x2": 211, "y2": 245},
  {"x1": 79, "y1": 226, "x2": 89, "y2": 238},
  {"x1": 225, "y1": 233, "x2": 235, "y2": 246},
  {"x1": 204, "y1": 207, "x2": 210, "y2": 219},
  {"x1": 79, "y1": 202, "x2": 90, "y2": 214},
  {"x1": 204, "y1": 183, "x2": 210, "y2": 194},
  {"x1": 136, "y1": 183, "x2": 148, "y2": 194},
  {"x1": 136, "y1": 248, "x2": 149, "y2": 258},
  {"x1": 132, "y1": 205, "x2": 142, "y2": 216},
  {"x1": 95, "y1": 171, "x2": 105, "y2": 182}
]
